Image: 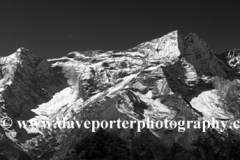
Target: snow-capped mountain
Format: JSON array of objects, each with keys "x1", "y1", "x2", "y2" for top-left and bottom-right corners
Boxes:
[{"x1": 1, "y1": 30, "x2": 240, "y2": 160}]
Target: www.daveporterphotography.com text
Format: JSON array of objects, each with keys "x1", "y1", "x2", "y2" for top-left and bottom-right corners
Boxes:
[{"x1": 12, "y1": 117, "x2": 240, "y2": 133}]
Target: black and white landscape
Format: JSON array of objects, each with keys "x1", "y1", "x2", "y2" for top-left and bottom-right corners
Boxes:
[{"x1": 0, "y1": 1, "x2": 240, "y2": 160}]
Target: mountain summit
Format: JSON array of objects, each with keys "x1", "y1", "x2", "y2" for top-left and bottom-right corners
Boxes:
[{"x1": 1, "y1": 31, "x2": 240, "y2": 160}]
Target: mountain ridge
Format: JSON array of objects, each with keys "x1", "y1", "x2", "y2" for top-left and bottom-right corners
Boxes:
[{"x1": 1, "y1": 30, "x2": 240, "y2": 160}]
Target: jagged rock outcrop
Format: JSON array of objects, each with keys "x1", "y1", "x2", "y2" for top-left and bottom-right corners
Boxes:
[
  {"x1": 0, "y1": 48, "x2": 67, "y2": 159},
  {"x1": 0, "y1": 31, "x2": 240, "y2": 160}
]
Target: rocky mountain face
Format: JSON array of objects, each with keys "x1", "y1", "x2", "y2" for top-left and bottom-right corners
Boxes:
[{"x1": 1, "y1": 30, "x2": 240, "y2": 160}]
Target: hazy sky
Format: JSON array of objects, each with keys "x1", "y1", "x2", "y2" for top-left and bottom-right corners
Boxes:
[{"x1": 0, "y1": 0, "x2": 239, "y2": 58}]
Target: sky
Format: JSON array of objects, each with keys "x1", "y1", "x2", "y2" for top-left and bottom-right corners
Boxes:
[{"x1": 0, "y1": 0, "x2": 239, "y2": 59}]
